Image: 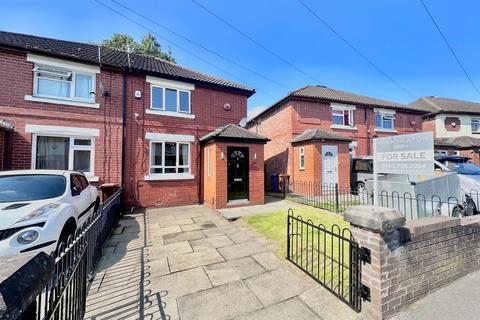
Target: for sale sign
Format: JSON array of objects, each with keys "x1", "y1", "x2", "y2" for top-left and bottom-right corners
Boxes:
[{"x1": 373, "y1": 132, "x2": 434, "y2": 175}]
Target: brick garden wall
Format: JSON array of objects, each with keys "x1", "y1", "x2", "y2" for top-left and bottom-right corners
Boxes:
[{"x1": 350, "y1": 215, "x2": 480, "y2": 319}]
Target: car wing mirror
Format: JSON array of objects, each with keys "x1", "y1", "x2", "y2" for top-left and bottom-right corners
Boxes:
[{"x1": 72, "y1": 186, "x2": 82, "y2": 196}]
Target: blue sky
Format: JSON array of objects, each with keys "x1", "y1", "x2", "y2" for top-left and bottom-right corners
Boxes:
[{"x1": 2, "y1": 0, "x2": 480, "y2": 118}]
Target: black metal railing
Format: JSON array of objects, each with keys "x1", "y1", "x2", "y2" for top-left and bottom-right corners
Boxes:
[
  {"x1": 286, "y1": 181, "x2": 478, "y2": 220},
  {"x1": 33, "y1": 189, "x2": 123, "y2": 320},
  {"x1": 286, "y1": 209, "x2": 364, "y2": 312}
]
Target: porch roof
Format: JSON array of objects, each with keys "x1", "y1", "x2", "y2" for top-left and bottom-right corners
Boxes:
[
  {"x1": 200, "y1": 124, "x2": 269, "y2": 144},
  {"x1": 292, "y1": 128, "x2": 352, "y2": 144},
  {"x1": 434, "y1": 136, "x2": 480, "y2": 149}
]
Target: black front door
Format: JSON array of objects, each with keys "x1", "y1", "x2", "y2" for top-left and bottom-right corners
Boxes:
[{"x1": 227, "y1": 147, "x2": 249, "y2": 201}]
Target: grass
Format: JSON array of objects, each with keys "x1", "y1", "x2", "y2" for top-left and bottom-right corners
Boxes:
[{"x1": 243, "y1": 207, "x2": 353, "y2": 299}]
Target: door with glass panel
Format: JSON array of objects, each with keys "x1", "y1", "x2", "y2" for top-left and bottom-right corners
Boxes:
[{"x1": 227, "y1": 147, "x2": 249, "y2": 201}]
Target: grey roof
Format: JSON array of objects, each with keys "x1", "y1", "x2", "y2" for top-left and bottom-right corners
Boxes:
[
  {"x1": 248, "y1": 85, "x2": 424, "y2": 125},
  {"x1": 200, "y1": 124, "x2": 269, "y2": 143},
  {"x1": 434, "y1": 136, "x2": 480, "y2": 149},
  {"x1": 0, "y1": 31, "x2": 254, "y2": 96},
  {"x1": 292, "y1": 128, "x2": 352, "y2": 144},
  {"x1": 410, "y1": 96, "x2": 480, "y2": 115}
]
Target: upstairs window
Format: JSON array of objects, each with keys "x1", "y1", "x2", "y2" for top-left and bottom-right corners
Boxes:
[
  {"x1": 375, "y1": 112, "x2": 395, "y2": 130},
  {"x1": 331, "y1": 104, "x2": 355, "y2": 128},
  {"x1": 33, "y1": 66, "x2": 95, "y2": 102},
  {"x1": 151, "y1": 86, "x2": 191, "y2": 113},
  {"x1": 472, "y1": 119, "x2": 480, "y2": 133}
]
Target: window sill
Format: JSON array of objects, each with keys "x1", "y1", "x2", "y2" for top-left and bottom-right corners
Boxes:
[
  {"x1": 87, "y1": 176, "x2": 99, "y2": 182},
  {"x1": 375, "y1": 128, "x2": 397, "y2": 133},
  {"x1": 331, "y1": 125, "x2": 357, "y2": 130},
  {"x1": 25, "y1": 95, "x2": 100, "y2": 109},
  {"x1": 144, "y1": 174, "x2": 195, "y2": 181},
  {"x1": 146, "y1": 109, "x2": 195, "y2": 119}
]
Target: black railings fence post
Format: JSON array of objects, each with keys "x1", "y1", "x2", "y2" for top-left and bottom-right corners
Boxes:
[
  {"x1": 286, "y1": 209, "x2": 291, "y2": 260},
  {"x1": 335, "y1": 183, "x2": 340, "y2": 213}
]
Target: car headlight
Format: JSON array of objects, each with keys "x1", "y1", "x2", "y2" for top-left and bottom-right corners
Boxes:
[
  {"x1": 18, "y1": 203, "x2": 61, "y2": 222},
  {"x1": 17, "y1": 230, "x2": 39, "y2": 244}
]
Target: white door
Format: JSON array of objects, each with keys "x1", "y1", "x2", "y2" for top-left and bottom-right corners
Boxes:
[{"x1": 322, "y1": 145, "x2": 339, "y2": 186}]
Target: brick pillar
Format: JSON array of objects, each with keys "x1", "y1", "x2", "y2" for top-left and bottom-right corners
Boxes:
[{"x1": 344, "y1": 205, "x2": 406, "y2": 319}]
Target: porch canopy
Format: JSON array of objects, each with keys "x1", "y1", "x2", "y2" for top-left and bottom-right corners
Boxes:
[
  {"x1": 292, "y1": 128, "x2": 352, "y2": 144},
  {"x1": 434, "y1": 136, "x2": 480, "y2": 150},
  {"x1": 200, "y1": 124, "x2": 269, "y2": 144}
]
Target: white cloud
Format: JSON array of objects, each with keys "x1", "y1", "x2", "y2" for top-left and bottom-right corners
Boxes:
[{"x1": 247, "y1": 106, "x2": 267, "y2": 120}]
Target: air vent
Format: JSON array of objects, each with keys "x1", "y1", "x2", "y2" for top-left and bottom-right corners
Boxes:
[{"x1": 2, "y1": 203, "x2": 30, "y2": 210}]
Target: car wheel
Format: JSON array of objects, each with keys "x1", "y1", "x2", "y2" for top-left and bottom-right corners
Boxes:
[
  {"x1": 356, "y1": 182, "x2": 366, "y2": 192},
  {"x1": 452, "y1": 206, "x2": 465, "y2": 218},
  {"x1": 56, "y1": 219, "x2": 76, "y2": 256}
]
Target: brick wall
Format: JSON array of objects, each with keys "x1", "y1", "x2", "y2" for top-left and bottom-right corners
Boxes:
[
  {"x1": 292, "y1": 141, "x2": 350, "y2": 190},
  {"x1": 0, "y1": 49, "x2": 123, "y2": 186},
  {"x1": 350, "y1": 215, "x2": 480, "y2": 319},
  {"x1": 202, "y1": 141, "x2": 264, "y2": 209}
]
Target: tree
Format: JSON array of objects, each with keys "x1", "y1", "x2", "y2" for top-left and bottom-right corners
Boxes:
[{"x1": 101, "y1": 33, "x2": 175, "y2": 63}]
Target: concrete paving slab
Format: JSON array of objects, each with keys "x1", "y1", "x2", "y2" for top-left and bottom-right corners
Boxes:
[
  {"x1": 146, "y1": 256, "x2": 169, "y2": 278},
  {"x1": 168, "y1": 248, "x2": 225, "y2": 272},
  {"x1": 204, "y1": 256, "x2": 266, "y2": 286},
  {"x1": 156, "y1": 218, "x2": 194, "y2": 228},
  {"x1": 189, "y1": 235, "x2": 234, "y2": 250},
  {"x1": 147, "y1": 267, "x2": 212, "y2": 298},
  {"x1": 245, "y1": 268, "x2": 313, "y2": 306},
  {"x1": 299, "y1": 285, "x2": 365, "y2": 320},
  {"x1": 147, "y1": 241, "x2": 192, "y2": 261},
  {"x1": 252, "y1": 251, "x2": 284, "y2": 271},
  {"x1": 234, "y1": 297, "x2": 321, "y2": 320},
  {"x1": 218, "y1": 197, "x2": 306, "y2": 220},
  {"x1": 180, "y1": 222, "x2": 216, "y2": 232},
  {"x1": 217, "y1": 239, "x2": 268, "y2": 260},
  {"x1": 228, "y1": 230, "x2": 258, "y2": 244},
  {"x1": 177, "y1": 280, "x2": 263, "y2": 320},
  {"x1": 163, "y1": 230, "x2": 205, "y2": 244}
]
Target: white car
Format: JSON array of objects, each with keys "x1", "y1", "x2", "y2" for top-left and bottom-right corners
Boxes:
[{"x1": 0, "y1": 170, "x2": 99, "y2": 256}]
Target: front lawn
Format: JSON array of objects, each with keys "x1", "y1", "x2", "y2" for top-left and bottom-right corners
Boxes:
[
  {"x1": 243, "y1": 207, "x2": 352, "y2": 298},
  {"x1": 243, "y1": 207, "x2": 350, "y2": 258}
]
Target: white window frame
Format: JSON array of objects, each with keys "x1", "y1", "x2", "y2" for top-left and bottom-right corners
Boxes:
[
  {"x1": 31, "y1": 134, "x2": 96, "y2": 179},
  {"x1": 146, "y1": 76, "x2": 195, "y2": 119},
  {"x1": 207, "y1": 147, "x2": 212, "y2": 177},
  {"x1": 330, "y1": 103, "x2": 356, "y2": 130},
  {"x1": 144, "y1": 132, "x2": 195, "y2": 180},
  {"x1": 374, "y1": 108, "x2": 397, "y2": 132},
  {"x1": 472, "y1": 119, "x2": 480, "y2": 133},
  {"x1": 25, "y1": 54, "x2": 100, "y2": 108},
  {"x1": 299, "y1": 147, "x2": 305, "y2": 170}
]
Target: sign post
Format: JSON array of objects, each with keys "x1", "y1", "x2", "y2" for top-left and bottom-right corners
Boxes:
[{"x1": 372, "y1": 132, "x2": 434, "y2": 205}]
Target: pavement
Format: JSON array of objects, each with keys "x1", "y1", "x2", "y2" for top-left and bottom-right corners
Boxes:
[
  {"x1": 217, "y1": 195, "x2": 309, "y2": 220},
  {"x1": 394, "y1": 268, "x2": 480, "y2": 320},
  {"x1": 85, "y1": 204, "x2": 367, "y2": 320}
]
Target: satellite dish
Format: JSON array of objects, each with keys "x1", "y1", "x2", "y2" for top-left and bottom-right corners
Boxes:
[{"x1": 239, "y1": 117, "x2": 248, "y2": 128}]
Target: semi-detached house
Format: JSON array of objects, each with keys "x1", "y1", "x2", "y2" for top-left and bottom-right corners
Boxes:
[
  {"x1": 247, "y1": 85, "x2": 426, "y2": 190},
  {"x1": 0, "y1": 31, "x2": 267, "y2": 209}
]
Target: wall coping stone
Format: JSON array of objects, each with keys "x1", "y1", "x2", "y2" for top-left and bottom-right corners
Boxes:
[
  {"x1": 344, "y1": 205, "x2": 405, "y2": 232},
  {"x1": 405, "y1": 216, "x2": 460, "y2": 235}
]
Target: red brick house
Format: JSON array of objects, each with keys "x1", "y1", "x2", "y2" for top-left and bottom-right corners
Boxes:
[
  {"x1": 247, "y1": 86, "x2": 425, "y2": 190},
  {"x1": 0, "y1": 31, "x2": 266, "y2": 209},
  {"x1": 410, "y1": 96, "x2": 480, "y2": 166}
]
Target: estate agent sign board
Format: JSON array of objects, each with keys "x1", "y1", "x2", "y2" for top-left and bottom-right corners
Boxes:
[{"x1": 372, "y1": 132, "x2": 434, "y2": 204}]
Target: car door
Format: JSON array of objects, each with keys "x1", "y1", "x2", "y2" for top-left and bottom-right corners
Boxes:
[{"x1": 70, "y1": 174, "x2": 92, "y2": 226}]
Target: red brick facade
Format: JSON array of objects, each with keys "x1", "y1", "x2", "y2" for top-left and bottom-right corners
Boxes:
[
  {"x1": 292, "y1": 141, "x2": 350, "y2": 190},
  {"x1": 0, "y1": 48, "x2": 261, "y2": 208},
  {"x1": 250, "y1": 98, "x2": 423, "y2": 189},
  {"x1": 202, "y1": 141, "x2": 264, "y2": 209}
]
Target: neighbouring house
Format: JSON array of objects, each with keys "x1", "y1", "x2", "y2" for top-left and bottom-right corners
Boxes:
[
  {"x1": 247, "y1": 85, "x2": 425, "y2": 190},
  {"x1": 410, "y1": 96, "x2": 480, "y2": 165},
  {"x1": 0, "y1": 30, "x2": 266, "y2": 209}
]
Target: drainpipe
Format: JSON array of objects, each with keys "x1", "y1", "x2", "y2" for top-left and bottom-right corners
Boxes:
[
  {"x1": 365, "y1": 107, "x2": 371, "y2": 155},
  {"x1": 121, "y1": 72, "x2": 127, "y2": 191}
]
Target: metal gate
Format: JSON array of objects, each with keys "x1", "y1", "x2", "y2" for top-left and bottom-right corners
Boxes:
[{"x1": 286, "y1": 210, "x2": 370, "y2": 312}]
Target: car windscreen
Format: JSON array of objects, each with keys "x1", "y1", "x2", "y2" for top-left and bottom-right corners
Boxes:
[
  {"x1": 0, "y1": 175, "x2": 66, "y2": 203},
  {"x1": 353, "y1": 160, "x2": 373, "y2": 173},
  {"x1": 441, "y1": 160, "x2": 480, "y2": 175}
]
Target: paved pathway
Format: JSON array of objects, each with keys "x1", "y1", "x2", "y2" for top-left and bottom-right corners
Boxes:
[
  {"x1": 85, "y1": 205, "x2": 368, "y2": 320},
  {"x1": 218, "y1": 196, "x2": 309, "y2": 220}
]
